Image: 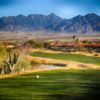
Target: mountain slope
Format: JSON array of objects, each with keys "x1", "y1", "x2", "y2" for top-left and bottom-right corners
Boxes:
[
  {"x1": 0, "y1": 13, "x2": 63, "y2": 32},
  {"x1": 56, "y1": 13, "x2": 100, "y2": 33},
  {"x1": 0, "y1": 13, "x2": 100, "y2": 33}
]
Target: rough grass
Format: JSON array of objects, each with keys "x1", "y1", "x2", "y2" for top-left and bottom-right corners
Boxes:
[
  {"x1": 0, "y1": 69, "x2": 100, "y2": 100},
  {"x1": 14, "y1": 57, "x2": 32, "y2": 73},
  {"x1": 31, "y1": 52, "x2": 100, "y2": 65}
]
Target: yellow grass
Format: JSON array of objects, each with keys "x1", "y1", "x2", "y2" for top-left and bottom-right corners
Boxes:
[
  {"x1": 0, "y1": 67, "x2": 64, "y2": 79},
  {"x1": 30, "y1": 48, "x2": 100, "y2": 57}
]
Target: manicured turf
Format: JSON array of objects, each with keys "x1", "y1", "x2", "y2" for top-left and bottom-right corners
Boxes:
[
  {"x1": 31, "y1": 52, "x2": 100, "y2": 65},
  {"x1": 0, "y1": 69, "x2": 100, "y2": 100}
]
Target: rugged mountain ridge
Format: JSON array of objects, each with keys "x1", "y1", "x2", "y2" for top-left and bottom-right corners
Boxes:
[{"x1": 0, "y1": 13, "x2": 100, "y2": 33}]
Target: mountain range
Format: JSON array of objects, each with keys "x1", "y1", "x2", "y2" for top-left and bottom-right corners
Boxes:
[{"x1": 0, "y1": 13, "x2": 100, "y2": 33}]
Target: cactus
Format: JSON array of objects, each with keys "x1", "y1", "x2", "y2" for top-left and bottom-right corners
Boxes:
[
  {"x1": 13, "y1": 50, "x2": 18, "y2": 64},
  {"x1": 3, "y1": 49, "x2": 19, "y2": 74}
]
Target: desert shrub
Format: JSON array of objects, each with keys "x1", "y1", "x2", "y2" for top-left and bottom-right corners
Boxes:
[
  {"x1": 93, "y1": 53, "x2": 99, "y2": 56},
  {"x1": 74, "y1": 46, "x2": 88, "y2": 52},
  {"x1": 88, "y1": 50, "x2": 93, "y2": 53},
  {"x1": 82, "y1": 40, "x2": 93, "y2": 44},
  {"x1": 14, "y1": 57, "x2": 32, "y2": 73},
  {"x1": 31, "y1": 60, "x2": 41, "y2": 66}
]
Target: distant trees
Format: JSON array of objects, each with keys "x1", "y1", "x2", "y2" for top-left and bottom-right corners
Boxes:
[
  {"x1": 75, "y1": 38, "x2": 80, "y2": 44},
  {"x1": 24, "y1": 40, "x2": 44, "y2": 49},
  {"x1": 82, "y1": 40, "x2": 93, "y2": 44},
  {"x1": 44, "y1": 42, "x2": 53, "y2": 49},
  {"x1": 72, "y1": 35, "x2": 80, "y2": 44},
  {"x1": 72, "y1": 35, "x2": 76, "y2": 40}
]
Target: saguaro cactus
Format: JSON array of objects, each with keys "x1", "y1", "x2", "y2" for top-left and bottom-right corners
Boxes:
[{"x1": 3, "y1": 49, "x2": 19, "y2": 74}]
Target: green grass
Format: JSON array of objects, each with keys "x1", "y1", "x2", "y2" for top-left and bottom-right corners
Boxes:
[
  {"x1": 31, "y1": 52, "x2": 100, "y2": 65},
  {"x1": 0, "y1": 69, "x2": 100, "y2": 100}
]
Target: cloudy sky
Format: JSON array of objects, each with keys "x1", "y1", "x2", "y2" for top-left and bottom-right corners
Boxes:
[{"x1": 0, "y1": 0, "x2": 100, "y2": 18}]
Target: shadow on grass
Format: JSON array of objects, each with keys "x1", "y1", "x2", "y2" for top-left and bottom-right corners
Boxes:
[
  {"x1": 43, "y1": 94, "x2": 79, "y2": 100},
  {"x1": 43, "y1": 91, "x2": 100, "y2": 100},
  {"x1": 0, "y1": 83, "x2": 100, "y2": 100},
  {"x1": 84, "y1": 83, "x2": 100, "y2": 100},
  {"x1": 42, "y1": 83, "x2": 100, "y2": 100}
]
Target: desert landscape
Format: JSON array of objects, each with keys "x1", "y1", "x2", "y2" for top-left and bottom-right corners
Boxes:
[
  {"x1": 0, "y1": 32, "x2": 100, "y2": 100},
  {"x1": 0, "y1": 0, "x2": 100, "y2": 100}
]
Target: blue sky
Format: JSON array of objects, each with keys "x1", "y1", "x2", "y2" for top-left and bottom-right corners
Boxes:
[{"x1": 0, "y1": 0, "x2": 100, "y2": 18}]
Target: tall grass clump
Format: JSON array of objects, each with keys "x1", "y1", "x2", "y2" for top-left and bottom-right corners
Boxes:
[
  {"x1": 0, "y1": 43, "x2": 6, "y2": 74},
  {"x1": 14, "y1": 57, "x2": 32, "y2": 73},
  {"x1": 0, "y1": 43, "x2": 6, "y2": 60}
]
